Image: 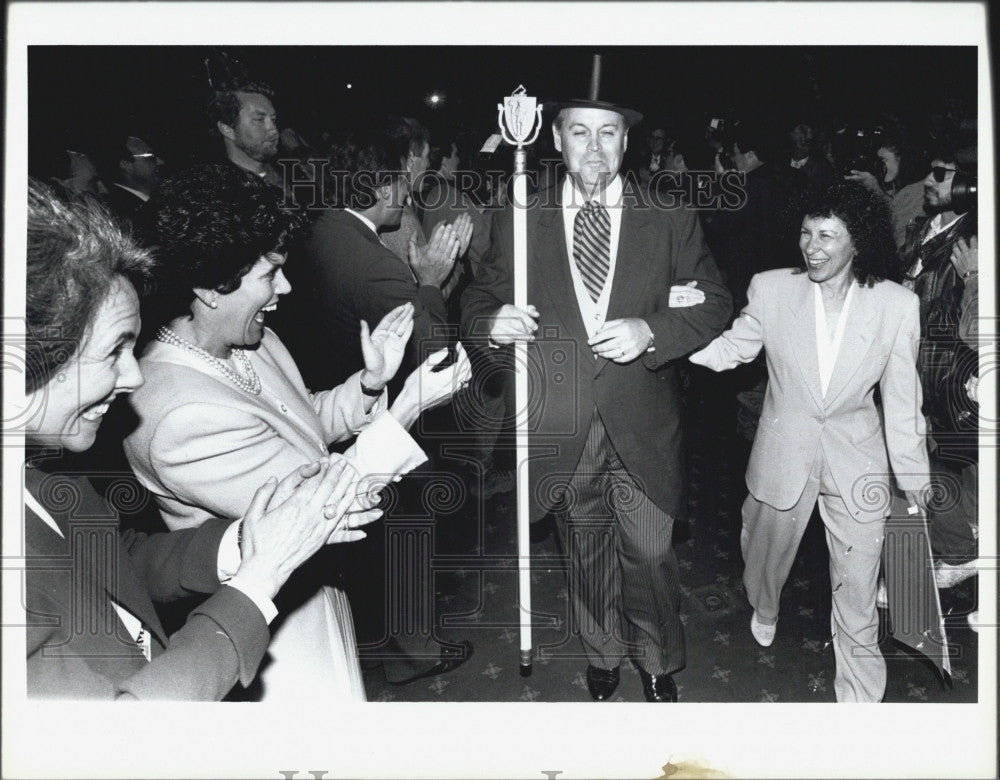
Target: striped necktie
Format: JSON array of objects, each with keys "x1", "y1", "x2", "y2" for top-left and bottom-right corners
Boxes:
[{"x1": 573, "y1": 201, "x2": 611, "y2": 302}]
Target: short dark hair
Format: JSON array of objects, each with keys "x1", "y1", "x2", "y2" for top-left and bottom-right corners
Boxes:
[
  {"x1": 144, "y1": 163, "x2": 305, "y2": 324},
  {"x1": 729, "y1": 119, "x2": 776, "y2": 163},
  {"x1": 797, "y1": 181, "x2": 899, "y2": 286},
  {"x1": 325, "y1": 116, "x2": 428, "y2": 210},
  {"x1": 207, "y1": 81, "x2": 276, "y2": 135},
  {"x1": 26, "y1": 179, "x2": 154, "y2": 393}
]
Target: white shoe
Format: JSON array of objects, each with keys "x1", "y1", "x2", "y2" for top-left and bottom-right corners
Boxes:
[
  {"x1": 935, "y1": 559, "x2": 979, "y2": 589},
  {"x1": 750, "y1": 611, "x2": 777, "y2": 647}
]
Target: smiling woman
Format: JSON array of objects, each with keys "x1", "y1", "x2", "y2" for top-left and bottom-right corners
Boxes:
[
  {"x1": 24, "y1": 183, "x2": 152, "y2": 452},
  {"x1": 122, "y1": 162, "x2": 471, "y2": 702},
  {"x1": 690, "y1": 181, "x2": 930, "y2": 703}
]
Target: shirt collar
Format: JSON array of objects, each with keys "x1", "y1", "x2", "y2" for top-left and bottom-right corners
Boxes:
[
  {"x1": 113, "y1": 183, "x2": 150, "y2": 202},
  {"x1": 345, "y1": 208, "x2": 380, "y2": 237},
  {"x1": 562, "y1": 173, "x2": 624, "y2": 209}
]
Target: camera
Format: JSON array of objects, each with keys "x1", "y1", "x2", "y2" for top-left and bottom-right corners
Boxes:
[
  {"x1": 951, "y1": 170, "x2": 977, "y2": 212},
  {"x1": 832, "y1": 126, "x2": 881, "y2": 179}
]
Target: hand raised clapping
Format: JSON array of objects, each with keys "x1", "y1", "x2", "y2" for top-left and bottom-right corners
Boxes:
[{"x1": 359, "y1": 302, "x2": 415, "y2": 391}]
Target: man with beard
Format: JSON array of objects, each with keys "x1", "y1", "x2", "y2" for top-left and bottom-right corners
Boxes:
[
  {"x1": 209, "y1": 81, "x2": 291, "y2": 201},
  {"x1": 900, "y1": 140, "x2": 979, "y2": 591}
]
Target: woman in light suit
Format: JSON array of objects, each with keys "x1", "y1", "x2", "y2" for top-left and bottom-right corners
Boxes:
[
  {"x1": 690, "y1": 182, "x2": 930, "y2": 702},
  {"x1": 124, "y1": 164, "x2": 471, "y2": 701}
]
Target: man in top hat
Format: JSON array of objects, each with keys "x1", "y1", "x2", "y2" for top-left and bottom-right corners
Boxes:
[{"x1": 462, "y1": 92, "x2": 732, "y2": 701}]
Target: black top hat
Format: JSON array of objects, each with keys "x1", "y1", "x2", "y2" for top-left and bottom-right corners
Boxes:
[
  {"x1": 549, "y1": 98, "x2": 643, "y2": 129},
  {"x1": 547, "y1": 54, "x2": 643, "y2": 129}
]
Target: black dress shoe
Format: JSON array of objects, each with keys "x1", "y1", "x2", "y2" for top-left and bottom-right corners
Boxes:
[
  {"x1": 387, "y1": 640, "x2": 474, "y2": 686},
  {"x1": 637, "y1": 668, "x2": 678, "y2": 702},
  {"x1": 586, "y1": 664, "x2": 620, "y2": 701}
]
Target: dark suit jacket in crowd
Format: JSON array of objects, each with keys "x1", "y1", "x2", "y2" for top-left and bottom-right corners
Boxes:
[
  {"x1": 104, "y1": 184, "x2": 148, "y2": 223},
  {"x1": 282, "y1": 209, "x2": 449, "y2": 393},
  {"x1": 461, "y1": 181, "x2": 732, "y2": 522},
  {"x1": 23, "y1": 464, "x2": 269, "y2": 700}
]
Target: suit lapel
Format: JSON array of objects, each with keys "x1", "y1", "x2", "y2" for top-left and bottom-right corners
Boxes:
[
  {"x1": 597, "y1": 204, "x2": 653, "y2": 377},
  {"x1": 25, "y1": 468, "x2": 168, "y2": 648},
  {"x1": 823, "y1": 283, "x2": 878, "y2": 407},
  {"x1": 785, "y1": 275, "x2": 825, "y2": 411}
]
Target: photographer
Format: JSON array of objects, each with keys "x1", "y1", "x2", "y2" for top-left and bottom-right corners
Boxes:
[
  {"x1": 842, "y1": 124, "x2": 928, "y2": 248},
  {"x1": 900, "y1": 140, "x2": 979, "y2": 595}
]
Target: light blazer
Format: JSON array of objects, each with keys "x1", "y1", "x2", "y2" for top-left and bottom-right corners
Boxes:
[
  {"x1": 24, "y1": 465, "x2": 268, "y2": 700},
  {"x1": 690, "y1": 268, "x2": 930, "y2": 518},
  {"x1": 461, "y1": 182, "x2": 732, "y2": 521},
  {"x1": 124, "y1": 328, "x2": 426, "y2": 528}
]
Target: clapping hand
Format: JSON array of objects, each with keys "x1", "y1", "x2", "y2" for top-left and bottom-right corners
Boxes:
[
  {"x1": 236, "y1": 457, "x2": 367, "y2": 598},
  {"x1": 390, "y1": 343, "x2": 472, "y2": 430},
  {"x1": 408, "y1": 221, "x2": 461, "y2": 287},
  {"x1": 452, "y1": 213, "x2": 474, "y2": 257},
  {"x1": 360, "y1": 302, "x2": 414, "y2": 391}
]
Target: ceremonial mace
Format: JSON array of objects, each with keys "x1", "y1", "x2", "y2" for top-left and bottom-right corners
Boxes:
[{"x1": 497, "y1": 85, "x2": 543, "y2": 676}]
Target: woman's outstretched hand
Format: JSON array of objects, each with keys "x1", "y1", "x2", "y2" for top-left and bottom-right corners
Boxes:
[{"x1": 359, "y1": 302, "x2": 415, "y2": 391}]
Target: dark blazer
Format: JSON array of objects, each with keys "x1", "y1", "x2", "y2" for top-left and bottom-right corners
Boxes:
[
  {"x1": 461, "y1": 182, "x2": 732, "y2": 521},
  {"x1": 104, "y1": 184, "x2": 147, "y2": 223},
  {"x1": 283, "y1": 209, "x2": 449, "y2": 392},
  {"x1": 903, "y1": 211, "x2": 978, "y2": 440},
  {"x1": 23, "y1": 465, "x2": 269, "y2": 700}
]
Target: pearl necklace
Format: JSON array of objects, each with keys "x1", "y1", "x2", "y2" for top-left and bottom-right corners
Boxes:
[{"x1": 155, "y1": 326, "x2": 262, "y2": 396}]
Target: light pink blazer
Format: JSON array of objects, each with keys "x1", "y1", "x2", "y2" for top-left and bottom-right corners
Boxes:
[
  {"x1": 124, "y1": 328, "x2": 426, "y2": 529},
  {"x1": 691, "y1": 269, "x2": 930, "y2": 519}
]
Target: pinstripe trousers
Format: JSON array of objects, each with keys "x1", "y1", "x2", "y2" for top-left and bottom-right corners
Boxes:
[{"x1": 555, "y1": 411, "x2": 686, "y2": 675}]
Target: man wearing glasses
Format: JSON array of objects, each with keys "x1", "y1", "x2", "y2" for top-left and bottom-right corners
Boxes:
[
  {"x1": 105, "y1": 135, "x2": 163, "y2": 222},
  {"x1": 900, "y1": 138, "x2": 979, "y2": 598}
]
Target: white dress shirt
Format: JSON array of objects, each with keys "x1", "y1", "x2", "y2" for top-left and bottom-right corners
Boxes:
[
  {"x1": 561, "y1": 175, "x2": 624, "y2": 342},
  {"x1": 814, "y1": 282, "x2": 855, "y2": 397}
]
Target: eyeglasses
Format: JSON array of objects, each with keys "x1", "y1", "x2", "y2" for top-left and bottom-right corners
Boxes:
[{"x1": 931, "y1": 165, "x2": 957, "y2": 182}]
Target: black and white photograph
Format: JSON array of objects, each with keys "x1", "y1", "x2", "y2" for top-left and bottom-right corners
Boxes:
[{"x1": 2, "y1": 2, "x2": 995, "y2": 778}]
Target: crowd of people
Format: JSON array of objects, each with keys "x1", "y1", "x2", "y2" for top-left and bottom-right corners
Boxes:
[{"x1": 21, "y1": 56, "x2": 980, "y2": 704}]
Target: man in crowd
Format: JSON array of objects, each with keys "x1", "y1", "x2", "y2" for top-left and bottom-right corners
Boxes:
[
  {"x1": 279, "y1": 116, "x2": 475, "y2": 686},
  {"x1": 103, "y1": 135, "x2": 163, "y2": 224},
  {"x1": 900, "y1": 140, "x2": 979, "y2": 590},
  {"x1": 208, "y1": 80, "x2": 291, "y2": 200},
  {"x1": 462, "y1": 96, "x2": 732, "y2": 702},
  {"x1": 286, "y1": 116, "x2": 471, "y2": 391}
]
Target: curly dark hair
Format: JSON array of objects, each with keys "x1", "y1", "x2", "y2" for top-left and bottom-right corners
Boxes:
[
  {"x1": 26, "y1": 179, "x2": 154, "y2": 393},
  {"x1": 796, "y1": 181, "x2": 900, "y2": 286},
  {"x1": 207, "y1": 81, "x2": 276, "y2": 136},
  {"x1": 143, "y1": 163, "x2": 306, "y2": 325}
]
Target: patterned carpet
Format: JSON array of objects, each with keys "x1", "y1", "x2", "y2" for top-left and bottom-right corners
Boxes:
[{"x1": 359, "y1": 391, "x2": 980, "y2": 704}]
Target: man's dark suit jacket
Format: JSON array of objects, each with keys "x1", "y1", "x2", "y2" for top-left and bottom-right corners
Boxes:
[
  {"x1": 23, "y1": 464, "x2": 269, "y2": 700},
  {"x1": 461, "y1": 183, "x2": 732, "y2": 522},
  {"x1": 104, "y1": 184, "x2": 147, "y2": 224},
  {"x1": 283, "y1": 209, "x2": 449, "y2": 392}
]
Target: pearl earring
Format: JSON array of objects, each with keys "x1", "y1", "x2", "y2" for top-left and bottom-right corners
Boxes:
[{"x1": 210, "y1": 298, "x2": 218, "y2": 309}]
